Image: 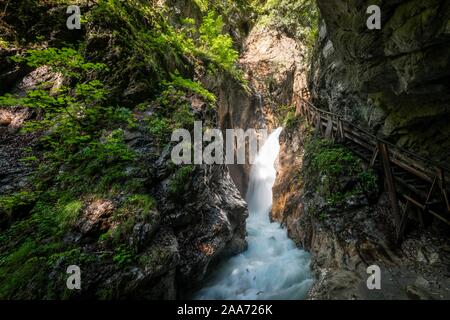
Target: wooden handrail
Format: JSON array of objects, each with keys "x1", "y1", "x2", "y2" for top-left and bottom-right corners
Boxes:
[
  {"x1": 293, "y1": 89, "x2": 450, "y2": 232},
  {"x1": 293, "y1": 92, "x2": 450, "y2": 179}
]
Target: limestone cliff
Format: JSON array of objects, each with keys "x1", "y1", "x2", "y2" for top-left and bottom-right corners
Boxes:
[{"x1": 310, "y1": 0, "x2": 450, "y2": 163}]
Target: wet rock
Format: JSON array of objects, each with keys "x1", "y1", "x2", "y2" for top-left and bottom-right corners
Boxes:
[{"x1": 173, "y1": 165, "x2": 248, "y2": 287}]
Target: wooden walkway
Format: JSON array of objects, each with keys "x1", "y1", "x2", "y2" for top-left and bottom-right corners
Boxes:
[{"x1": 294, "y1": 89, "x2": 450, "y2": 241}]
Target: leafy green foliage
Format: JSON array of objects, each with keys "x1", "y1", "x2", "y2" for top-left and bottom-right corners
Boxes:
[
  {"x1": 0, "y1": 47, "x2": 137, "y2": 196},
  {"x1": 168, "y1": 73, "x2": 216, "y2": 103},
  {"x1": 11, "y1": 48, "x2": 107, "y2": 79},
  {"x1": 258, "y1": 0, "x2": 319, "y2": 48},
  {"x1": 308, "y1": 139, "x2": 358, "y2": 177},
  {"x1": 0, "y1": 191, "x2": 37, "y2": 215},
  {"x1": 147, "y1": 85, "x2": 197, "y2": 145},
  {"x1": 113, "y1": 245, "x2": 135, "y2": 267},
  {"x1": 358, "y1": 169, "x2": 378, "y2": 195},
  {"x1": 0, "y1": 46, "x2": 140, "y2": 298},
  {"x1": 199, "y1": 11, "x2": 239, "y2": 71}
]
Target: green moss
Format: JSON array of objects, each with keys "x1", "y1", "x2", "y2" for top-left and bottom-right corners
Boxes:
[
  {"x1": 108, "y1": 194, "x2": 157, "y2": 246},
  {"x1": 0, "y1": 37, "x2": 10, "y2": 49},
  {"x1": 125, "y1": 195, "x2": 155, "y2": 213},
  {"x1": 168, "y1": 165, "x2": 195, "y2": 197},
  {"x1": 304, "y1": 136, "x2": 378, "y2": 205},
  {"x1": 113, "y1": 245, "x2": 135, "y2": 267},
  {"x1": 0, "y1": 191, "x2": 37, "y2": 218},
  {"x1": 284, "y1": 110, "x2": 301, "y2": 130},
  {"x1": 57, "y1": 200, "x2": 83, "y2": 227},
  {"x1": 306, "y1": 138, "x2": 359, "y2": 177},
  {"x1": 168, "y1": 73, "x2": 216, "y2": 103}
]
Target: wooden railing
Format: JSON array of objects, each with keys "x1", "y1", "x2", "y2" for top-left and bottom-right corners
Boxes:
[{"x1": 294, "y1": 88, "x2": 450, "y2": 241}]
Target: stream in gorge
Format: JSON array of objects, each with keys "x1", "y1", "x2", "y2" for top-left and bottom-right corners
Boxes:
[{"x1": 194, "y1": 128, "x2": 314, "y2": 300}]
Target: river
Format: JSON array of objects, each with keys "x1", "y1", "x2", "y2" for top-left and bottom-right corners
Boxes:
[{"x1": 194, "y1": 128, "x2": 314, "y2": 300}]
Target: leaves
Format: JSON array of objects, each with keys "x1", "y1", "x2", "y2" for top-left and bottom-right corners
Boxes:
[
  {"x1": 199, "y1": 11, "x2": 239, "y2": 71},
  {"x1": 168, "y1": 73, "x2": 216, "y2": 103},
  {"x1": 258, "y1": 0, "x2": 319, "y2": 48},
  {"x1": 11, "y1": 47, "x2": 107, "y2": 79}
]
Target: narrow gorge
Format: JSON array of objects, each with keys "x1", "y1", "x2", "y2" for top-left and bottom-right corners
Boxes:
[{"x1": 0, "y1": 0, "x2": 449, "y2": 301}]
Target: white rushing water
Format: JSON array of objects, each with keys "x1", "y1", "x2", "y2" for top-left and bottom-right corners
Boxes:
[{"x1": 195, "y1": 127, "x2": 314, "y2": 300}]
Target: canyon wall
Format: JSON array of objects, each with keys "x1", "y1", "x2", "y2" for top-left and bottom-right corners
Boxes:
[
  {"x1": 0, "y1": 0, "x2": 251, "y2": 299},
  {"x1": 215, "y1": 25, "x2": 307, "y2": 197},
  {"x1": 310, "y1": 0, "x2": 450, "y2": 164},
  {"x1": 273, "y1": 0, "x2": 450, "y2": 299}
]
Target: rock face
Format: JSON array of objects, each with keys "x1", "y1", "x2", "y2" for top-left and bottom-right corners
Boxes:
[
  {"x1": 310, "y1": 0, "x2": 450, "y2": 163},
  {"x1": 216, "y1": 26, "x2": 307, "y2": 196},
  {"x1": 214, "y1": 71, "x2": 262, "y2": 197},
  {"x1": 0, "y1": 64, "x2": 248, "y2": 299}
]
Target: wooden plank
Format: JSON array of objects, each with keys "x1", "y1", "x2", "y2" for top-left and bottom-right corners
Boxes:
[
  {"x1": 394, "y1": 176, "x2": 429, "y2": 199},
  {"x1": 316, "y1": 113, "x2": 322, "y2": 134},
  {"x1": 397, "y1": 201, "x2": 410, "y2": 242},
  {"x1": 401, "y1": 194, "x2": 425, "y2": 210},
  {"x1": 325, "y1": 116, "x2": 333, "y2": 138},
  {"x1": 386, "y1": 146, "x2": 439, "y2": 180},
  {"x1": 428, "y1": 209, "x2": 450, "y2": 226},
  {"x1": 401, "y1": 194, "x2": 450, "y2": 226},
  {"x1": 370, "y1": 147, "x2": 379, "y2": 168},
  {"x1": 343, "y1": 132, "x2": 375, "y2": 153},
  {"x1": 378, "y1": 142, "x2": 402, "y2": 229},
  {"x1": 426, "y1": 175, "x2": 438, "y2": 205},
  {"x1": 390, "y1": 157, "x2": 432, "y2": 183},
  {"x1": 337, "y1": 118, "x2": 345, "y2": 142},
  {"x1": 342, "y1": 124, "x2": 377, "y2": 148}
]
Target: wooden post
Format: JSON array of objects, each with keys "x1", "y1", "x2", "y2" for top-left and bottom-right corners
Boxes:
[
  {"x1": 315, "y1": 113, "x2": 322, "y2": 134},
  {"x1": 437, "y1": 168, "x2": 449, "y2": 212},
  {"x1": 378, "y1": 142, "x2": 402, "y2": 239},
  {"x1": 370, "y1": 146, "x2": 379, "y2": 168},
  {"x1": 425, "y1": 175, "x2": 437, "y2": 206},
  {"x1": 337, "y1": 118, "x2": 345, "y2": 142},
  {"x1": 325, "y1": 116, "x2": 333, "y2": 139},
  {"x1": 397, "y1": 201, "x2": 410, "y2": 241}
]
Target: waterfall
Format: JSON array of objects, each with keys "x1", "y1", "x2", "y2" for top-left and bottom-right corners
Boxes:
[
  {"x1": 255, "y1": 93, "x2": 264, "y2": 109},
  {"x1": 194, "y1": 128, "x2": 314, "y2": 300}
]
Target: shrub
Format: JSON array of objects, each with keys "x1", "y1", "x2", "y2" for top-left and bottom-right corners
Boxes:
[
  {"x1": 257, "y1": 0, "x2": 319, "y2": 49},
  {"x1": 199, "y1": 11, "x2": 239, "y2": 72},
  {"x1": 168, "y1": 165, "x2": 195, "y2": 197}
]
